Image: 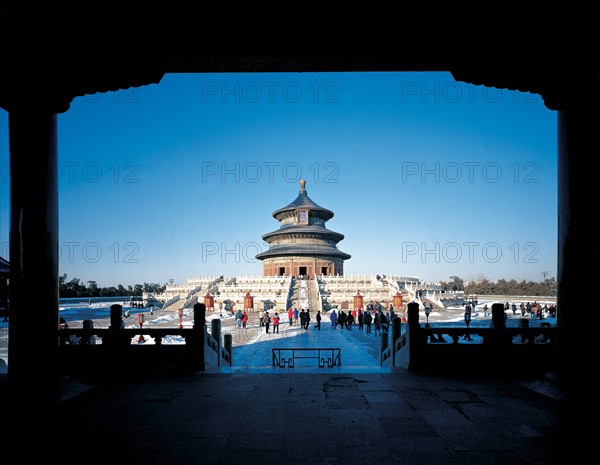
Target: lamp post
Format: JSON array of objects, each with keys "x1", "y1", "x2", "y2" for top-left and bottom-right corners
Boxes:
[{"x1": 424, "y1": 305, "x2": 431, "y2": 327}]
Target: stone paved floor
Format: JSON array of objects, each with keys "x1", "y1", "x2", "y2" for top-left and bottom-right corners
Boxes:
[{"x1": 46, "y1": 367, "x2": 587, "y2": 465}]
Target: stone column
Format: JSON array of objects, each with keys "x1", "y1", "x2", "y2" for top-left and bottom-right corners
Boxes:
[
  {"x1": 7, "y1": 106, "x2": 59, "y2": 444},
  {"x1": 557, "y1": 108, "x2": 600, "y2": 399},
  {"x1": 555, "y1": 98, "x2": 600, "y2": 462}
]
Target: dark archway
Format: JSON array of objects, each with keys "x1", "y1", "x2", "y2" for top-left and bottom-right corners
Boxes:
[{"x1": 0, "y1": 2, "x2": 598, "y2": 457}]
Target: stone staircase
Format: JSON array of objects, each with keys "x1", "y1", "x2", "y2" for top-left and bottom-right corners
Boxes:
[
  {"x1": 286, "y1": 278, "x2": 321, "y2": 312},
  {"x1": 308, "y1": 278, "x2": 321, "y2": 312}
]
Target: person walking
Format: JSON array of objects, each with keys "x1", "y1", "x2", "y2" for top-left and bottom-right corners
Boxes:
[
  {"x1": 364, "y1": 310, "x2": 372, "y2": 333},
  {"x1": 288, "y1": 307, "x2": 293, "y2": 326},
  {"x1": 235, "y1": 309, "x2": 243, "y2": 329},
  {"x1": 315, "y1": 310, "x2": 321, "y2": 330},
  {"x1": 304, "y1": 310, "x2": 311, "y2": 330},
  {"x1": 264, "y1": 311, "x2": 271, "y2": 333},
  {"x1": 465, "y1": 303, "x2": 472, "y2": 315},
  {"x1": 357, "y1": 309, "x2": 364, "y2": 331},
  {"x1": 299, "y1": 309, "x2": 306, "y2": 329},
  {"x1": 242, "y1": 310, "x2": 248, "y2": 329},
  {"x1": 273, "y1": 312, "x2": 280, "y2": 333},
  {"x1": 338, "y1": 310, "x2": 347, "y2": 330},
  {"x1": 259, "y1": 309, "x2": 265, "y2": 327},
  {"x1": 380, "y1": 311, "x2": 388, "y2": 335},
  {"x1": 346, "y1": 311, "x2": 354, "y2": 331},
  {"x1": 293, "y1": 307, "x2": 299, "y2": 325},
  {"x1": 330, "y1": 309, "x2": 337, "y2": 329}
]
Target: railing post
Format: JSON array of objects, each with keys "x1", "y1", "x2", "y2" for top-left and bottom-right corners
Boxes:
[
  {"x1": 517, "y1": 318, "x2": 529, "y2": 343},
  {"x1": 491, "y1": 302, "x2": 510, "y2": 368},
  {"x1": 491, "y1": 302, "x2": 506, "y2": 330},
  {"x1": 109, "y1": 304, "x2": 123, "y2": 330},
  {"x1": 407, "y1": 302, "x2": 421, "y2": 370},
  {"x1": 407, "y1": 302, "x2": 420, "y2": 332},
  {"x1": 391, "y1": 316, "x2": 401, "y2": 366},
  {"x1": 104, "y1": 304, "x2": 128, "y2": 347},
  {"x1": 81, "y1": 319, "x2": 94, "y2": 345},
  {"x1": 192, "y1": 303, "x2": 206, "y2": 371},
  {"x1": 100, "y1": 304, "x2": 129, "y2": 371},
  {"x1": 223, "y1": 333, "x2": 232, "y2": 366},
  {"x1": 211, "y1": 317, "x2": 222, "y2": 367},
  {"x1": 380, "y1": 327, "x2": 388, "y2": 365}
]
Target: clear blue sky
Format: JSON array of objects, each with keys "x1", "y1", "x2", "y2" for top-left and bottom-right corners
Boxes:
[{"x1": 0, "y1": 72, "x2": 557, "y2": 288}]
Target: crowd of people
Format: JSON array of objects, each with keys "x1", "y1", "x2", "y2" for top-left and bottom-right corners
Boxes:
[
  {"x1": 231, "y1": 305, "x2": 400, "y2": 337},
  {"x1": 328, "y1": 308, "x2": 394, "y2": 336},
  {"x1": 252, "y1": 306, "x2": 398, "y2": 336},
  {"x1": 495, "y1": 301, "x2": 557, "y2": 319},
  {"x1": 465, "y1": 300, "x2": 556, "y2": 320}
]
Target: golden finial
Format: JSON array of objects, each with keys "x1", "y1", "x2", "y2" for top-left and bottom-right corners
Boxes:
[{"x1": 299, "y1": 179, "x2": 307, "y2": 193}]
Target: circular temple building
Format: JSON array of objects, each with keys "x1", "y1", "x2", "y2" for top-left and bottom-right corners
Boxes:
[{"x1": 256, "y1": 179, "x2": 351, "y2": 278}]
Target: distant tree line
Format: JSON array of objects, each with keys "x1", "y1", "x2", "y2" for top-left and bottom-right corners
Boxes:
[
  {"x1": 59, "y1": 274, "x2": 166, "y2": 298},
  {"x1": 439, "y1": 276, "x2": 557, "y2": 296}
]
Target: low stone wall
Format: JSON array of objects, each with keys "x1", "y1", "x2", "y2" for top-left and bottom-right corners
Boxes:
[
  {"x1": 58, "y1": 303, "x2": 210, "y2": 375},
  {"x1": 385, "y1": 302, "x2": 558, "y2": 376}
]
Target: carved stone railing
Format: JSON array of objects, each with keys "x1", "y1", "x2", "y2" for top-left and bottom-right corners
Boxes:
[
  {"x1": 57, "y1": 303, "x2": 232, "y2": 374},
  {"x1": 205, "y1": 318, "x2": 232, "y2": 367},
  {"x1": 382, "y1": 302, "x2": 558, "y2": 375}
]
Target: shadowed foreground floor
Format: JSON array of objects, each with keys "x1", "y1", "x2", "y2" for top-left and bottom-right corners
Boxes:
[{"x1": 44, "y1": 366, "x2": 590, "y2": 465}]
